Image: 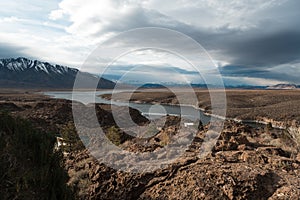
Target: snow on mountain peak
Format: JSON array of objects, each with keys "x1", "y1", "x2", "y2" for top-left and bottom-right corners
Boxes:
[
  {"x1": 0, "y1": 57, "x2": 77, "y2": 75},
  {"x1": 0, "y1": 57, "x2": 115, "y2": 89}
]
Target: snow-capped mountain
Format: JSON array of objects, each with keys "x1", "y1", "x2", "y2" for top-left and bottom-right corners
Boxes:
[
  {"x1": 0, "y1": 57, "x2": 115, "y2": 89},
  {"x1": 267, "y1": 84, "x2": 298, "y2": 90}
]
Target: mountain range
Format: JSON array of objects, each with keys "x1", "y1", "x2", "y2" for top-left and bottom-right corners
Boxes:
[
  {"x1": 0, "y1": 57, "x2": 115, "y2": 89},
  {"x1": 0, "y1": 57, "x2": 299, "y2": 90},
  {"x1": 266, "y1": 84, "x2": 298, "y2": 90}
]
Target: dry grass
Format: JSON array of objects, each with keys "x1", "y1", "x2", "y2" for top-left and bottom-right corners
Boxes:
[{"x1": 286, "y1": 127, "x2": 300, "y2": 152}]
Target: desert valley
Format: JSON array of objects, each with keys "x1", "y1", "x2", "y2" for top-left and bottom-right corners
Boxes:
[{"x1": 1, "y1": 78, "x2": 300, "y2": 199}]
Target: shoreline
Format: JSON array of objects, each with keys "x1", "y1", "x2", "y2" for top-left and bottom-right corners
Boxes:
[
  {"x1": 20, "y1": 89, "x2": 295, "y2": 131},
  {"x1": 100, "y1": 95, "x2": 288, "y2": 130},
  {"x1": 30, "y1": 90, "x2": 295, "y2": 131},
  {"x1": 133, "y1": 100, "x2": 287, "y2": 130}
]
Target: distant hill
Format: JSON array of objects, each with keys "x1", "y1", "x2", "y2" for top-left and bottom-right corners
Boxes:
[
  {"x1": 138, "y1": 83, "x2": 267, "y2": 89},
  {"x1": 0, "y1": 57, "x2": 115, "y2": 89},
  {"x1": 266, "y1": 83, "x2": 298, "y2": 90}
]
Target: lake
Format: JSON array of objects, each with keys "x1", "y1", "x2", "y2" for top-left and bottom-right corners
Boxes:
[{"x1": 44, "y1": 90, "x2": 211, "y2": 124}]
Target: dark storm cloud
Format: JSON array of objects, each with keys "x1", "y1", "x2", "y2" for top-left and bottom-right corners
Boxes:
[
  {"x1": 215, "y1": 27, "x2": 300, "y2": 84},
  {"x1": 99, "y1": 6, "x2": 300, "y2": 84},
  {"x1": 98, "y1": 10, "x2": 218, "y2": 55},
  {"x1": 104, "y1": 64, "x2": 199, "y2": 76},
  {"x1": 2, "y1": 0, "x2": 299, "y2": 85},
  {"x1": 222, "y1": 30, "x2": 300, "y2": 66},
  {"x1": 0, "y1": 43, "x2": 30, "y2": 59},
  {"x1": 98, "y1": 3, "x2": 300, "y2": 68},
  {"x1": 219, "y1": 65, "x2": 269, "y2": 76},
  {"x1": 220, "y1": 64, "x2": 300, "y2": 84},
  {"x1": 201, "y1": 0, "x2": 300, "y2": 84}
]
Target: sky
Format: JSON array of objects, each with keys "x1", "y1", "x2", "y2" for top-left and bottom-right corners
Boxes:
[{"x1": 0, "y1": 0, "x2": 299, "y2": 86}]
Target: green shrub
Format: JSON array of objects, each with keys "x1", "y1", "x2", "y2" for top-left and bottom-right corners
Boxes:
[
  {"x1": 60, "y1": 122, "x2": 85, "y2": 153},
  {"x1": 0, "y1": 112, "x2": 73, "y2": 200},
  {"x1": 106, "y1": 126, "x2": 122, "y2": 146}
]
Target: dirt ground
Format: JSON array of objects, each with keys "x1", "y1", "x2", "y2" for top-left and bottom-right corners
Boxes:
[
  {"x1": 0, "y1": 91, "x2": 300, "y2": 199},
  {"x1": 1, "y1": 89, "x2": 300, "y2": 199}
]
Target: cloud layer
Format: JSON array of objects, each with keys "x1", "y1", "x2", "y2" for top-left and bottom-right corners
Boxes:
[{"x1": 0, "y1": 0, "x2": 299, "y2": 85}]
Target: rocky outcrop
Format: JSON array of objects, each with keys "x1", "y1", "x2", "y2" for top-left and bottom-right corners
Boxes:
[{"x1": 65, "y1": 120, "x2": 300, "y2": 200}]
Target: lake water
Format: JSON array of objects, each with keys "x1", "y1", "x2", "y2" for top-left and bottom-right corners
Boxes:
[{"x1": 44, "y1": 90, "x2": 211, "y2": 124}]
